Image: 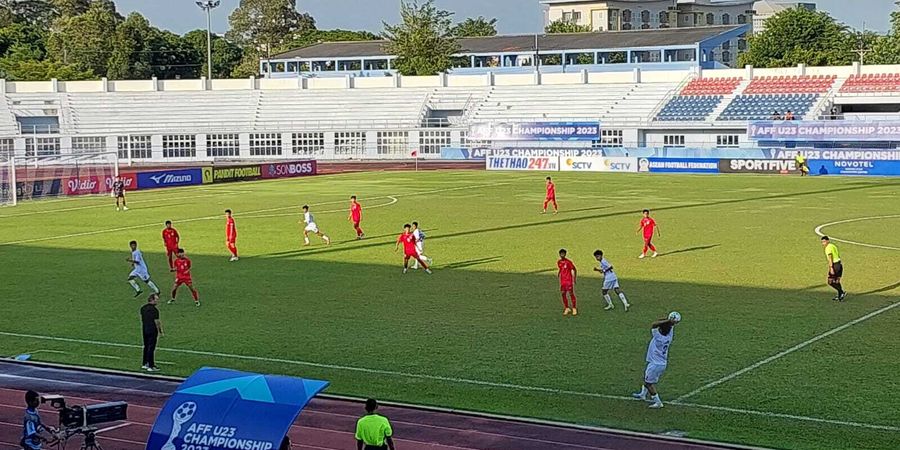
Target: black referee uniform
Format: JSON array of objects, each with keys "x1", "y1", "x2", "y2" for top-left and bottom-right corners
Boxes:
[{"x1": 140, "y1": 296, "x2": 161, "y2": 371}]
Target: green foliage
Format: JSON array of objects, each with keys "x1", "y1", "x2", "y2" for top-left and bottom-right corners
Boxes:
[
  {"x1": 451, "y1": 16, "x2": 498, "y2": 37},
  {"x1": 107, "y1": 12, "x2": 155, "y2": 80},
  {"x1": 45, "y1": 1, "x2": 122, "y2": 77},
  {"x1": 183, "y1": 29, "x2": 244, "y2": 79},
  {"x1": 0, "y1": 56, "x2": 92, "y2": 80},
  {"x1": 50, "y1": 0, "x2": 90, "y2": 17},
  {"x1": 226, "y1": 0, "x2": 315, "y2": 59},
  {"x1": 868, "y1": 6, "x2": 900, "y2": 65},
  {"x1": 383, "y1": 0, "x2": 459, "y2": 76},
  {"x1": 545, "y1": 19, "x2": 591, "y2": 34},
  {"x1": 738, "y1": 7, "x2": 854, "y2": 67},
  {"x1": 0, "y1": 0, "x2": 55, "y2": 27},
  {"x1": 285, "y1": 28, "x2": 379, "y2": 50}
]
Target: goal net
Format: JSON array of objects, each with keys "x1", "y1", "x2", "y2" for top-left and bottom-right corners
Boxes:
[{"x1": 0, "y1": 152, "x2": 120, "y2": 206}]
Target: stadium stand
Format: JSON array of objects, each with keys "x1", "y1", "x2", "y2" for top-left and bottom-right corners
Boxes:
[
  {"x1": 655, "y1": 77, "x2": 741, "y2": 121},
  {"x1": 840, "y1": 73, "x2": 900, "y2": 93},
  {"x1": 717, "y1": 76, "x2": 836, "y2": 121}
]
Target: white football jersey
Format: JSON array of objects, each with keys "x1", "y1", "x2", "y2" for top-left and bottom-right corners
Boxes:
[
  {"x1": 304, "y1": 212, "x2": 315, "y2": 225},
  {"x1": 646, "y1": 327, "x2": 673, "y2": 365}
]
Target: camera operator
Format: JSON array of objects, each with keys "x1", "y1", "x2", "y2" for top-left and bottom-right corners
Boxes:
[{"x1": 21, "y1": 391, "x2": 55, "y2": 450}]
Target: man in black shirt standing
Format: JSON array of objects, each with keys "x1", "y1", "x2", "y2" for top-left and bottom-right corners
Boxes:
[
  {"x1": 113, "y1": 177, "x2": 127, "y2": 212},
  {"x1": 140, "y1": 294, "x2": 162, "y2": 372}
]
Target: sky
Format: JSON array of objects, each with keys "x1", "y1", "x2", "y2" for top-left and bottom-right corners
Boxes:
[{"x1": 114, "y1": 0, "x2": 894, "y2": 36}]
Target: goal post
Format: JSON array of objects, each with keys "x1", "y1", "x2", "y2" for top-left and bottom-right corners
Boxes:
[{"x1": 0, "y1": 151, "x2": 120, "y2": 206}]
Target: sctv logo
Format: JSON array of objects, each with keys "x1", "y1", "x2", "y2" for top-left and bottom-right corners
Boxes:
[
  {"x1": 604, "y1": 159, "x2": 632, "y2": 171},
  {"x1": 566, "y1": 158, "x2": 592, "y2": 170}
]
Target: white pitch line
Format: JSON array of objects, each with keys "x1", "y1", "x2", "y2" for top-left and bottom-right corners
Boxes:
[
  {"x1": 676, "y1": 300, "x2": 900, "y2": 402},
  {"x1": 814, "y1": 215, "x2": 900, "y2": 251},
  {"x1": 0, "y1": 331, "x2": 898, "y2": 433},
  {"x1": 88, "y1": 354, "x2": 122, "y2": 360},
  {"x1": 0, "y1": 182, "x2": 507, "y2": 247},
  {"x1": 96, "y1": 423, "x2": 133, "y2": 434},
  {"x1": 0, "y1": 193, "x2": 229, "y2": 219}
]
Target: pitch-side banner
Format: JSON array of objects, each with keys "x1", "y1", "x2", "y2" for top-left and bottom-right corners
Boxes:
[
  {"x1": 469, "y1": 122, "x2": 600, "y2": 141},
  {"x1": 559, "y1": 156, "x2": 638, "y2": 172},
  {"x1": 638, "y1": 158, "x2": 720, "y2": 173},
  {"x1": 486, "y1": 155, "x2": 559, "y2": 171},
  {"x1": 147, "y1": 368, "x2": 328, "y2": 450},
  {"x1": 764, "y1": 148, "x2": 900, "y2": 161},
  {"x1": 748, "y1": 121, "x2": 900, "y2": 141},
  {"x1": 808, "y1": 159, "x2": 900, "y2": 176},
  {"x1": 718, "y1": 159, "x2": 798, "y2": 174}
]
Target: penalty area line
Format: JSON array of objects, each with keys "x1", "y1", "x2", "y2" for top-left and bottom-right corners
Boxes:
[
  {"x1": 0, "y1": 331, "x2": 897, "y2": 433},
  {"x1": 814, "y1": 215, "x2": 900, "y2": 251}
]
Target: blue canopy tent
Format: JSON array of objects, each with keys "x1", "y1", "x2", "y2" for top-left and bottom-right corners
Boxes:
[{"x1": 146, "y1": 367, "x2": 329, "y2": 450}]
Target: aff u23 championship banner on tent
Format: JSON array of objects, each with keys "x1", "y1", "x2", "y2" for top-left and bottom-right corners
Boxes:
[
  {"x1": 147, "y1": 368, "x2": 328, "y2": 450},
  {"x1": 469, "y1": 122, "x2": 600, "y2": 141},
  {"x1": 748, "y1": 121, "x2": 900, "y2": 141}
]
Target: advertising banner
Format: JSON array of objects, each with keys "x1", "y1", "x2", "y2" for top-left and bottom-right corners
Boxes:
[
  {"x1": 15, "y1": 179, "x2": 62, "y2": 199},
  {"x1": 137, "y1": 168, "x2": 204, "y2": 189},
  {"x1": 718, "y1": 159, "x2": 798, "y2": 174},
  {"x1": 808, "y1": 159, "x2": 900, "y2": 176},
  {"x1": 469, "y1": 122, "x2": 600, "y2": 141},
  {"x1": 764, "y1": 148, "x2": 900, "y2": 161},
  {"x1": 559, "y1": 156, "x2": 638, "y2": 172},
  {"x1": 65, "y1": 176, "x2": 101, "y2": 196},
  {"x1": 147, "y1": 368, "x2": 328, "y2": 450},
  {"x1": 260, "y1": 160, "x2": 317, "y2": 179},
  {"x1": 440, "y1": 148, "x2": 487, "y2": 160},
  {"x1": 486, "y1": 155, "x2": 559, "y2": 171},
  {"x1": 208, "y1": 165, "x2": 264, "y2": 183},
  {"x1": 638, "y1": 158, "x2": 720, "y2": 174},
  {"x1": 748, "y1": 121, "x2": 900, "y2": 141},
  {"x1": 492, "y1": 148, "x2": 604, "y2": 157},
  {"x1": 105, "y1": 173, "x2": 137, "y2": 191}
]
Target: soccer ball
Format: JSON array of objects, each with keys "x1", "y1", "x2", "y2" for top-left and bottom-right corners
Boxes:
[{"x1": 668, "y1": 311, "x2": 682, "y2": 323}]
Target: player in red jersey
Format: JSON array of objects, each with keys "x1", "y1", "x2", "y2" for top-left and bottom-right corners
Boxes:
[
  {"x1": 169, "y1": 248, "x2": 200, "y2": 307},
  {"x1": 557, "y1": 249, "x2": 578, "y2": 316},
  {"x1": 162, "y1": 220, "x2": 180, "y2": 272},
  {"x1": 396, "y1": 224, "x2": 431, "y2": 274},
  {"x1": 348, "y1": 196, "x2": 364, "y2": 240},
  {"x1": 542, "y1": 177, "x2": 558, "y2": 214},
  {"x1": 225, "y1": 209, "x2": 238, "y2": 262},
  {"x1": 637, "y1": 209, "x2": 660, "y2": 259}
]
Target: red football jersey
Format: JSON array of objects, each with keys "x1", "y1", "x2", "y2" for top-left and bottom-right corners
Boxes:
[
  {"x1": 640, "y1": 217, "x2": 657, "y2": 237},
  {"x1": 162, "y1": 228, "x2": 179, "y2": 249},
  {"x1": 397, "y1": 232, "x2": 417, "y2": 254},
  {"x1": 546, "y1": 181, "x2": 556, "y2": 198},
  {"x1": 174, "y1": 257, "x2": 192, "y2": 279},
  {"x1": 226, "y1": 217, "x2": 237, "y2": 241},
  {"x1": 350, "y1": 203, "x2": 362, "y2": 221},
  {"x1": 557, "y1": 258, "x2": 575, "y2": 285}
]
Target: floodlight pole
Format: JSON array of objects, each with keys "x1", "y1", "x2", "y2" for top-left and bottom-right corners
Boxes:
[{"x1": 196, "y1": 1, "x2": 221, "y2": 81}]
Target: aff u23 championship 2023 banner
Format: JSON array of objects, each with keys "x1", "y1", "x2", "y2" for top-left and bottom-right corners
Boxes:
[{"x1": 469, "y1": 122, "x2": 600, "y2": 141}]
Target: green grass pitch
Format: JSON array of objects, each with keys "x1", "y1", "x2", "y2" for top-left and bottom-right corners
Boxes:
[{"x1": 0, "y1": 170, "x2": 898, "y2": 450}]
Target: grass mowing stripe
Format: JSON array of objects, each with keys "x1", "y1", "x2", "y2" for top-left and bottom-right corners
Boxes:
[
  {"x1": 1, "y1": 330, "x2": 898, "y2": 434},
  {"x1": 675, "y1": 300, "x2": 900, "y2": 402}
]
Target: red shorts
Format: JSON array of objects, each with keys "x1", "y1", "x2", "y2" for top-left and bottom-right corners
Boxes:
[
  {"x1": 166, "y1": 247, "x2": 178, "y2": 254},
  {"x1": 404, "y1": 251, "x2": 418, "y2": 258},
  {"x1": 175, "y1": 278, "x2": 193, "y2": 287},
  {"x1": 546, "y1": 195, "x2": 556, "y2": 201},
  {"x1": 560, "y1": 283, "x2": 573, "y2": 292},
  {"x1": 643, "y1": 235, "x2": 653, "y2": 243},
  {"x1": 352, "y1": 220, "x2": 361, "y2": 227}
]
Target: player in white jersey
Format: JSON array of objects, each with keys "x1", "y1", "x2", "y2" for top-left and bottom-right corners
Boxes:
[
  {"x1": 593, "y1": 250, "x2": 630, "y2": 312},
  {"x1": 126, "y1": 240, "x2": 159, "y2": 297},
  {"x1": 300, "y1": 205, "x2": 331, "y2": 246},
  {"x1": 410, "y1": 221, "x2": 432, "y2": 270},
  {"x1": 633, "y1": 312, "x2": 680, "y2": 408}
]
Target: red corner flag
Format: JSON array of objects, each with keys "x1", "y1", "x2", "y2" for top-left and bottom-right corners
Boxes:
[{"x1": 411, "y1": 150, "x2": 418, "y2": 157}]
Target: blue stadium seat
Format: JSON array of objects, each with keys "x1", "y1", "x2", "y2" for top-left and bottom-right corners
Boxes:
[
  {"x1": 717, "y1": 93, "x2": 818, "y2": 121},
  {"x1": 655, "y1": 95, "x2": 723, "y2": 122}
]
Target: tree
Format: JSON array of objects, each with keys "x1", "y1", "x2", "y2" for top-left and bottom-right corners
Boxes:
[
  {"x1": 51, "y1": 0, "x2": 91, "y2": 17},
  {"x1": 285, "y1": 28, "x2": 379, "y2": 50},
  {"x1": 107, "y1": 12, "x2": 155, "y2": 79},
  {"x1": 183, "y1": 29, "x2": 243, "y2": 78},
  {"x1": 737, "y1": 7, "x2": 853, "y2": 68},
  {"x1": 383, "y1": 0, "x2": 459, "y2": 76},
  {"x1": 868, "y1": 5, "x2": 900, "y2": 65},
  {"x1": 0, "y1": 0, "x2": 55, "y2": 27},
  {"x1": 452, "y1": 16, "x2": 497, "y2": 37},
  {"x1": 227, "y1": 0, "x2": 315, "y2": 60},
  {"x1": 0, "y1": 54, "x2": 93, "y2": 80},
  {"x1": 545, "y1": 20, "x2": 591, "y2": 34},
  {"x1": 46, "y1": 1, "x2": 122, "y2": 76}
]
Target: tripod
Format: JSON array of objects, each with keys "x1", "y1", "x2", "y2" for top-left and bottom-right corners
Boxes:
[
  {"x1": 48, "y1": 427, "x2": 103, "y2": 450},
  {"x1": 79, "y1": 430, "x2": 103, "y2": 450}
]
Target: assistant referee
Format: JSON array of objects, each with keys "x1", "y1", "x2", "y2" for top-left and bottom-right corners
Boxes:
[
  {"x1": 821, "y1": 236, "x2": 846, "y2": 302},
  {"x1": 355, "y1": 399, "x2": 395, "y2": 450}
]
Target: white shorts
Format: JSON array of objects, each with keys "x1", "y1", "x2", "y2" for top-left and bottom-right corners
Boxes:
[
  {"x1": 304, "y1": 223, "x2": 319, "y2": 233},
  {"x1": 416, "y1": 243, "x2": 425, "y2": 254},
  {"x1": 602, "y1": 277, "x2": 620, "y2": 291},
  {"x1": 644, "y1": 363, "x2": 667, "y2": 384},
  {"x1": 129, "y1": 269, "x2": 150, "y2": 282}
]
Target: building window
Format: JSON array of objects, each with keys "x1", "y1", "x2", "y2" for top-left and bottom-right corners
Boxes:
[
  {"x1": 641, "y1": 23, "x2": 650, "y2": 29},
  {"x1": 71, "y1": 136, "x2": 105, "y2": 154},
  {"x1": 162, "y1": 134, "x2": 196, "y2": 159},
  {"x1": 249, "y1": 133, "x2": 282, "y2": 156},
  {"x1": 419, "y1": 130, "x2": 451, "y2": 154},
  {"x1": 722, "y1": 41, "x2": 731, "y2": 50},
  {"x1": 600, "y1": 129, "x2": 624, "y2": 147},
  {"x1": 737, "y1": 14, "x2": 747, "y2": 24},
  {"x1": 207, "y1": 133, "x2": 240, "y2": 158},
  {"x1": 461, "y1": 131, "x2": 491, "y2": 150},
  {"x1": 706, "y1": 13, "x2": 715, "y2": 25},
  {"x1": 722, "y1": 51, "x2": 731, "y2": 62},
  {"x1": 722, "y1": 14, "x2": 730, "y2": 25},
  {"x1": 25, "y1": 137, "x2": 60, "y2": 157},
  {"x1": 738, "y1": 38, "x2": 747, "y2": 50},
  {"x1": 659, "y1": 11, "x2": 669, "y2": 24},
  {"x1": 117, "y1": 136, "x2": 152, "y2": 160},
  {"x1": 292, "y1": 132, "x2": 325, "y2": 155},
  {"x1": 663, "y1": 135, "x2": 685, "y2": 148},
  {"x1": 0, "y1": 138, "x2": 13, "y2": 157},
  {"x1": 622, "y1": 23, "x2": 633, "y2": 30},
  {"x1": 562, "y1": 11, "x2": 581, "y2": 23},
  {"x1": 716, "y1": 135, "x2": 740, "y2": 148},
  {"x1": 641, "y1": 10, "x2": 650, "y2": 23},
  {"x1": 376, "y1": 131, "x2": 408, "y2": 155},
  {"x1": 622, "y1": 9, "x2": 632, "y2": 23},
  {"x1": 334, "y1": 131, "x2": 366, "y2": 156}
]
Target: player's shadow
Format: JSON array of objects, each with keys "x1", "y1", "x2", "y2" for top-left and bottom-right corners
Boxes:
[
  {"x1": 857, "y1": 281, "x2": 900, "y2": 296},
  {"x1": 441, "y1": 256, "x2": 503, "y2": 270},
  {"x1": 656, "y1": 244, "x2": 720, "y2": 258},
  {"x1": 556, "y1": 206, "x2": 612, "y2": 215}
]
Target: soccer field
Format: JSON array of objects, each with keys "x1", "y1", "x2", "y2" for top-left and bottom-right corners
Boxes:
[{"x1": 1, "y1": 170, "x2": 898, "y2": 450}]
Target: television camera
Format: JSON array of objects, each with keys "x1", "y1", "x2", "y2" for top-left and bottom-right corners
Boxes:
[{"x1": 41, "y1": 395, "x2": 128, "y2": 450}]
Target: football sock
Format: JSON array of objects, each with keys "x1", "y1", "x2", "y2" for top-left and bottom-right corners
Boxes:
[
  {"x1": 561, "y1": 293, "x2": 569, "y2": 308},
  {"x1": 322, "y1": 234, "x2": 330, "y2": 242},
  {"x1": 649, "y1": 243, "x2": 657, "y2": 252},
  {"x1": 304, "y1": 236, "x2": 310, "y2": 245},
  {"x1": 642, "y1": 244, "x2": 649, "y2": 254},
  {"x1": 128, "y1": 280, "x2": 140, "y2": 293},
  {"x1": 603, "y1": 294, "x2": 613, "y2": 307},
  {"x1": 651, "y1": 394, "x2": 661, "y2": 404},
  {"x1": 191, "y1": 290, "x2": 199, "y2": 301},
  {"x1": 147, "y1": 280, "x2": 160, "y2": 294},
  {"x1": 171, "y1": 288, "x2": 178, "y2": 299},
  {"x1": 835, "y1": 283, "x2": 844, "y2": 295},
  {"x1": 619, "y1": 292, "x2": 629, "y2": 306},
  {"x1": 638, "y1": 386, "x2": 648, "y2": 397},
  {"x1": 569, "y1": 292, "x2": 577, "y2": 309}
]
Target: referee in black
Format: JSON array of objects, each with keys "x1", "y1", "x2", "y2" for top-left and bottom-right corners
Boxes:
[{"x1": 140, "y1": 293, "x2": 163, "y2": 372}]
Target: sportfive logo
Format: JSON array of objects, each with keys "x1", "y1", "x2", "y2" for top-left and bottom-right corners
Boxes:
[{"x1": 720, "y1": 159, "x2": 797, "y2": 174}]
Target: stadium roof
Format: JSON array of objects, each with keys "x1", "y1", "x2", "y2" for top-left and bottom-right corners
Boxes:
[{"x1": 272, "y1": 25, "x2": 745, "y2": 60}]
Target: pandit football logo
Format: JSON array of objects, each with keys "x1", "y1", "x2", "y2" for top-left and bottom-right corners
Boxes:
[{"x1": 162, "y1": 402, "x2": 197, "y2": 450}]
